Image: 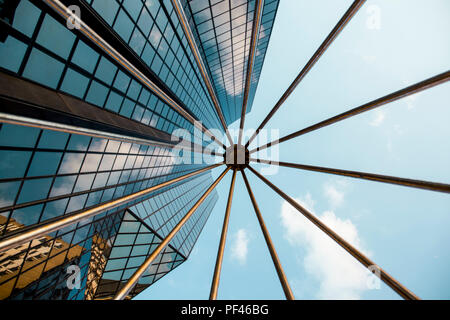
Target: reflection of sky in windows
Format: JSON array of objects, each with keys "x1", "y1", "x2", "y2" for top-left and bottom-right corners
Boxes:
[
  {"x1": 0, "y1": 123, "x2": 206, "y2": 232},
  {"x1": 0, "y1": 0, "x2": 198, "y2": 137},
  {"x1": 97, "y1": 179, "x2": 217, "y2": 289},
  {"x1": 87, "y1": 0, "x2": 222, "y2": 130},
  {"x1": 186, "y1": 0, "x2": 278, "y2": 124}
]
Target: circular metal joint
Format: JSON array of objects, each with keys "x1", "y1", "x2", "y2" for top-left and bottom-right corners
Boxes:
[{"x1": 224, "y1": 144, "x2": 249, "y2": 170}]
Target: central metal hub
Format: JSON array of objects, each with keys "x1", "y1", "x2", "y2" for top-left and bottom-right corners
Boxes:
[{"x1": 225, "y1": 144, "x2": 249, "y2": 169}]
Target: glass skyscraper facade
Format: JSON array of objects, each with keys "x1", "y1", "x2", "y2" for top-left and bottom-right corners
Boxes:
[{"x1": 0, "y1": 0, "x2": 278, "y2": 300}]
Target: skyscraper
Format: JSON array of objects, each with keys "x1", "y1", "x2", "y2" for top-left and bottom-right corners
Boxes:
[
  {"x1": 0, "y1": 0, "x2": 278, "y2": 300},
  {"x1": 2, "y1": 0, "x2": 444, "y2": 303}
]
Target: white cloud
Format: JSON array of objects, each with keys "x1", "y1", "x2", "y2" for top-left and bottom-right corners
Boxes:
[
  {"x1": 405, "y1": 94, "x2": 421, "y2": 110},
  {"x1": 369, "y1": 109, "x2": 386, "y2": 127},
  {"x1": 280, "y1": 194, "x2": 376, "y2": 299},
  {"x1": 362, "y1": 55, "x2": 377, "y2": 64},
  {"x1": 323, "y1": 183, "x2": 345, "y2": 208},
  {"x1": 231, "y1": 228, "x2": 249, "y2": 265}
]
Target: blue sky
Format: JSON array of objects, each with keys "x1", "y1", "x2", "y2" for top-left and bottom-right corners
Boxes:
[{"x1": 136, "y1": 0, "x2": 450, "y2": 300}]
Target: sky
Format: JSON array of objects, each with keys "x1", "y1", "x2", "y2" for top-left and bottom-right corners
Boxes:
[{"x1": 136, "y1": 0, "x2": 450, "y2": 300}]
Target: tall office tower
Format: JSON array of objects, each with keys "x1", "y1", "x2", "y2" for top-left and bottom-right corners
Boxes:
[{"x1": 0, "y1": 0, "x2": 278, "y2": 300}]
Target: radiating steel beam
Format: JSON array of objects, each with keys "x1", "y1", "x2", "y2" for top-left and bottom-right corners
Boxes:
[
  {"x1": 250, "y1": 71, "x2": 450, "y2": 154},
  {"x1": 0, "y1": 112, "x2": 223, "y2": 158},
  {"x1": 171, "y1": 0, "x2": 234, "y2": 146},
  {"x1": 245, "y1": 0, "x2": 366, "y2": 148},
  {"x1": 238, "y1": 0, "x2": 265, "y2": 146},
  {"x1": 247, "y1": 166, "x2": 420, "y2": 300},
  {"x1": 42, "y1": 0, "x2": 226, "y2": 150},
  {"x1": 0, "y1": 112, "x2": 175, "y2": 148},
  {"x1": 0, "y1": 163, "x2": 223, "y2": 254},
  {"x1": 114, "y1": 166, "x2": 231, "y2": 300},
  {"x1": 241, "y1": 170, "x2": 295, "y2": 300},
  {"x1": 250, "y1": 158, "x2": 450, "y2": 194},
  {"x1": 209, "y1": 169, "x2": 237, "y2": 300}
]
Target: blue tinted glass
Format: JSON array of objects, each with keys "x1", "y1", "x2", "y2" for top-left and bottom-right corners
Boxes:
[
  {"x1": 102, "y1": 270, "x2": 123, "y2": 280},
  {"x1": 149, "y1": 24, "x2": 162, "y2": 48},
  {"x1": 91, "y1": 0, "x2": 120, "y2": 25},
  {"x1": 73, "y1": 173, "x2": 95, "y2": 192},
  {"x1": 11, "y1": 204, "x2": 43, "y2": 226},
  {"x1": 0, "y1": 181, "x2": 20, "y2": 207},
  {"x1": 58, "y1": 152, "x2": 84, "y2": 174},
  {"x1": 131, "y1": 245, "x2": 148, "y2": 256},
  {"x1": 141, "y1": 42, "x2": 156, "y2": 64},
  {"x1": 67, "y1": 134, "x2": 90, "y2": 151},
  {"x1": 27, "y1": 152, "x2": 62, "y2": 177},
  {"x1": 127, "y1": 79, "x2": 141, "y2": 100},
  {"x1": 40, "y1": 198, "x2": 68, "y2": 221},
  {"x1": 95, "y1": 56, "x2": 117, "y2": 85},
  {"x1": 123, "y1": 0, "x2": 142, "y2": 21},
  {"x1": 151, "y1": 54, "x2": 163, "y2": 74},
  {"x1": 138, "y1": 89, "x2": 150, "y2": 104},
  {"x1": 113, "y1": 9, "x2": 134, "y2": 42},
  {"x1": 113, "y1": 70, "x2": 131, "y2": 93},
  {"x1": 66, "y1": 194, "x2": 88, "y2": 212},
  {"x1": 23, "y1": 48, "x2": 65, "y2": 89},
  {"x1": 60, "y1": 68, "x2": 90, "y2": 98},
  {"x1": 85, "y1": 80, "x2": 109, "y2": 106},
  {"x1": 132, "y1": 105, "x2": 144, "y2": 121},
  {"x1": 0, "y1": 124, "x2": 40, "y2": 148},
  {"x1": 0, "y1": 36, "x2": 27, "y2": 72},
  {"x1": 119, "y1": 98, "x2": 135, "y2": 118},
  {"x1": 12, "y1": 0, "x2": 41, "y2": 37},
  {"x1": 105, "y1": 91, "x2": 124, "y2": 112},
  {"x1": 129, "y1": 28, "x2": 146, "y2": 55},
  {"x1": 0, "y1": 151, "x2": 31, "y2": 179},
  {"x1": 145, "y1": 0, "x2": 160, "y2": 18},
  {"x1": 36, "y1": 15, "x2": 75, "y2": 59},
  {"x1": 71, "y1": 40, "x2": 99, "y2": 73},
  {"x1": 17, "y1": 178, "x2": 52, "y2": 204},
  {"x1": 38, "y1": 130, "x2": 69, "y2": 149},
  {"x1": 137, "y1": 9, "x2": 153, "y2": 33},
  {"x1": 85, "y1": 190, "x2": 102, "y2": 207},
  {"x1": 50, "y1": 175, "x2": 76, "y2": 197}
]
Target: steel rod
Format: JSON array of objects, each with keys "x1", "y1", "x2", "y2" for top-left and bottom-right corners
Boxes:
[
  {"x1": 209, "y1": 169, "x2": 237, "y2": 300},
  {"x1": 250, "y1": 158, "x2": 450, "y2": 194},
  {"x1": 245, "y1": 0, "x2": 366, "y2": 148},
  {"x1": 171, "y1": 0, "x2": 234, "y2": 146},
  {"x1": 247, "y1": 165, "x2": 420, "y2": 300},
  {"x1": 0, "y1": 163, "x2": 223, "y2": 254},
  {"x1": 241, "y1": 170, "x2": 295, "y2": 300},
  {"x1": 250, "y1": 71, "x2": 450, "y2": 154},
  {"x1": 42, "y1": 0, "x2": 226, "y2": 150},
  {"x1": 0, "y1": 112, "x2": 221, "y2": 157},
  {"x1": 238, "y1": 0, "x2": 264, "y2": 146},
  {"x1": 114, "y1": 166, "x2": 231, "y2": 300}
]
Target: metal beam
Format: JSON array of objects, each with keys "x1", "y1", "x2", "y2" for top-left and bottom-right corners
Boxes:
[
  {"x1": 114, "y1": 166, "x2": 231, "y2": 300},
  {"x1": 42, "y1": 0, "x2": 226, "y2": 150},
  {"x1": 209, "y1": 169, "x2": 237, "y2": 300},
  {"x1": 238, "y1": 0, "x2": 265, "y2": 146},
  {"x1": 245, "y1": 0, "x2": 366, "y2": 148},
  {"x1": 0, "y1": 112, "x2": 224, "y2": 158},
  {"x1": 0, "y1": 163, "x2": 223, "y2": 254},
  {"x1": 250, "y1": 71, "x2": 450, "y2": 154},
  {"x1": 250, "y1": 158, "x2": 450, "y2": 194},
  {"x1": 171, "y1": 0, "x2": 234, "y2": 146},
  {"x1": 241, "y1": 170, "x2": 295, "y2": 300},
  {"x1": 0, "y1": 112, "x2": 175, "y2": 149},
  {"x1": 247, "y1": 165, "x2": 420, "y2": 300}
]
